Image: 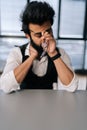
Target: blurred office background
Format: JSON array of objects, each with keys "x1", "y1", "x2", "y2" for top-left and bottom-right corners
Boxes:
[{"x1": 0, "y1": 0, "x2": 87, "y2": 74}]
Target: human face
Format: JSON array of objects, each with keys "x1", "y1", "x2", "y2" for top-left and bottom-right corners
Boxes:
[{"x1": 28, "y1": 21, "x2": 53, "y2": 46}]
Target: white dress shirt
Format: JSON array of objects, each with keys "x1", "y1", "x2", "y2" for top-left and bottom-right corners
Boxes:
[{"x1": 0, "y1": 43, "x2": 79, "y2": 93}]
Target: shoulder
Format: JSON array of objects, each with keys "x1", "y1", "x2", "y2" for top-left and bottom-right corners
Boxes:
[
  {"x1": 58, "y1": 47, "x2": 72, "y2": 68},
  {"x1": 7, "y1": 46, "x2": 23, "y2": 64},
  {"x1": 58, "y1": 47, "x2": 70, "y2": 59},
  {"x1": 10, "y1": 46, "x2": 22, "y2": 56},
  {"x1": 8, "y1": 43, "x2": 29, "y2": 63},
  {"x1": 58, "y1": 47, "x2": 67, "y2": 56}
]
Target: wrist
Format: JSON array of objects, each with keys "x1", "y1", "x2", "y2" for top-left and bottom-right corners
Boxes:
[
  {"x1": 49, "y1": 49, "x2": 61, "y2": 61},
  {"x1": 51, "y1": 53, "x2": 61, "y2": 61},
  {"x1": 29, "y1": 55, "x2": 37, "y2": 60},
  {"x1": 48, "y1": 50, "x2": 58, "y2": 57}
]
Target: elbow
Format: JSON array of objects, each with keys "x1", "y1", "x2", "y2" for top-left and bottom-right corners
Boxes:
[
  {"x1": 65, "y1": 74, "x2": 78, "y2": 92},
  {"x1": 58, "y1": 73, "x2": 78, "y2": 92}
]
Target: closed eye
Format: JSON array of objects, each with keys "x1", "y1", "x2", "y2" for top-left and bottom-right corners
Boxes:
[{"x1": 46, "y1": 28, "x2": 52, "y2": 34}]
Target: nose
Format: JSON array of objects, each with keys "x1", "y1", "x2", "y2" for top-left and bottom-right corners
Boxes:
[{"x1": 41, "y1": 30, "x2": 49, "y2": 43}]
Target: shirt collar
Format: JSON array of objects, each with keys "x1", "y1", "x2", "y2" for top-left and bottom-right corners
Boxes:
[{"x1": 25, "y1": 43, "x2": 30, "y2": 56}]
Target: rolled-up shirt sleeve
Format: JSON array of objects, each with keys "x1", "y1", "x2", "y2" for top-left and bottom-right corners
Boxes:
[
  {"x1": 0, "y1": 47, "x2": 22, "y2": 93},
  {"x1": 57, "y1": 48, "x2": 79, "y2": 92},
  {"x1": 58, "y1": 73, "x2": 78, "y2": 92},
  {"x1": 0, "y1": 70, "x2": 20, "y2": 93}
]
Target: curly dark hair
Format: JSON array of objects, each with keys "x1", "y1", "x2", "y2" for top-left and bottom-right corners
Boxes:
[{"x1": 20, "y1": 1, "x2": 55, "y2": 34}]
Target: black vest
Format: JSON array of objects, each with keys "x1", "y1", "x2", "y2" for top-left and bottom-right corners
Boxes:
[{"x1": 19, "y1": 43, "x2": 58, "y2": 89}]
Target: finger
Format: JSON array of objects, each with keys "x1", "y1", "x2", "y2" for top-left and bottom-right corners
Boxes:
[{"x1": 44, "y1": 31, "x2": 53, "y2": 38}]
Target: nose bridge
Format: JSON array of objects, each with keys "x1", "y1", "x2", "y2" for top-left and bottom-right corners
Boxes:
[
  {"x1": 41, "y1": 32, "x2": 45, "y2": 42},
  {"x1": 41, "y1": 30, "x2": 46, "y2": 36}
]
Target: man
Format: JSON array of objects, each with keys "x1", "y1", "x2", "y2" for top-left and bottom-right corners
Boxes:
[{"x1": 0, "y1": 1, "x2": 78, "y2": 93}]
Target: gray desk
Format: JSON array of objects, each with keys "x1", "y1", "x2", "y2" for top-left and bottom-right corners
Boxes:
[{"x1": 0, "y1": 90, "x2": 87, "y2": 130}]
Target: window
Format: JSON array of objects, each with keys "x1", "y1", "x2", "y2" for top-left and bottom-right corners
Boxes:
[
  {"x1": 59, "y1": 0, "x2": 85, "y2": 38},
  {"x1": 0, "y1": 0, "x2": 27, "y2": 36}
]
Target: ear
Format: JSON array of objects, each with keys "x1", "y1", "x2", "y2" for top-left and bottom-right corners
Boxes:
[{"x1": 25, "y1": 34, "x2": 30, "y2": 39}]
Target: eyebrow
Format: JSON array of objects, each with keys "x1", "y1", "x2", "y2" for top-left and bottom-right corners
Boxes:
[
  {"x1": 30, "y1": 29, "x2": 41, "y2": 34},
  {"x1": 29, "y1": 27, "x2": 51, "y2": 35}
]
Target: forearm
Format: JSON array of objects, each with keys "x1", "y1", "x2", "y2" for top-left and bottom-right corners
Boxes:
[
  {"x1": 54, "y1": 58, "x2": 74, "y2": 85},
  {"x1": 48, "y1": 50, "x2": 74, "y2": 86},
  {"x1": 14, "y1": 56, "x2": 35, "y2": 83}
]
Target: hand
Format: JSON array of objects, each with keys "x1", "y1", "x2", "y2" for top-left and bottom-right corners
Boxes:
[
  {"x1": 29, "y1": 45, "x2": 38, "y2": 59},
  {"x1": 41, "y1": 32, "x2": 57, "y2": 56}
]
